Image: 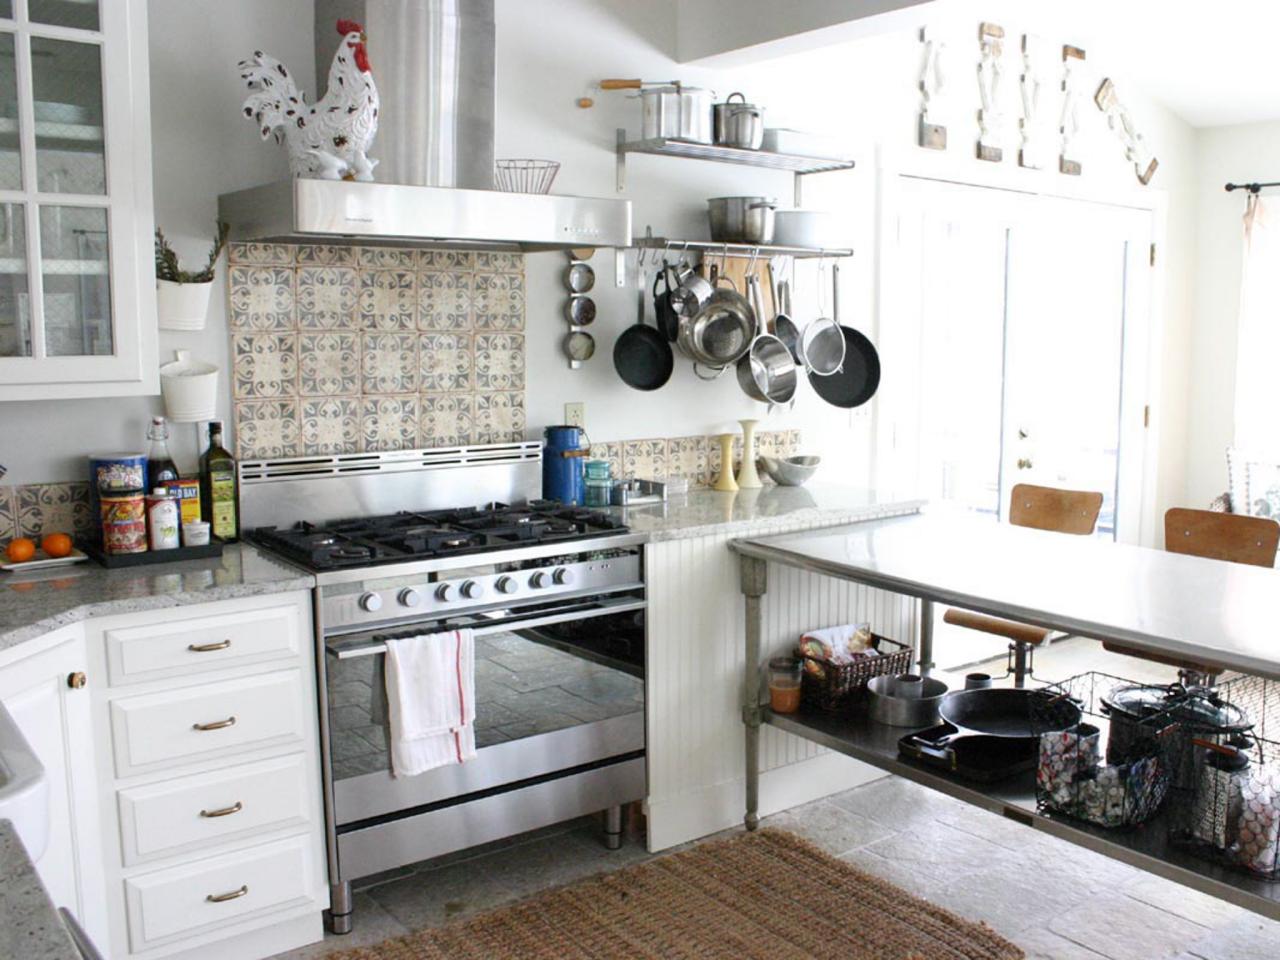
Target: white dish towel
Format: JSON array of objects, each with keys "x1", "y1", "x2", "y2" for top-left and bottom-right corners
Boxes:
[{"x1": 384, "y1": 628, "x2": 476, "y2": 777}]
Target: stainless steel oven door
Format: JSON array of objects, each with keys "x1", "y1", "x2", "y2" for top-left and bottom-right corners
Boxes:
[{"x1": 324, "y1": 595, "x2": 646, "y2": 826}]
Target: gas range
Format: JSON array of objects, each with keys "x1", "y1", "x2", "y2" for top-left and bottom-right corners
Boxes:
[{"x1": 239, "y1": 443, "x2": 648, "y2": 934}]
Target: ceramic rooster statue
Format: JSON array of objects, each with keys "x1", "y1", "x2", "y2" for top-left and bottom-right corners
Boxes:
[{"x1": 238, "y1": 19, "x2": 379, "y2": 181}]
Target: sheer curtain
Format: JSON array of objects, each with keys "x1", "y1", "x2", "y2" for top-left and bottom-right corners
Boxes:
[{"x1": 1234, "y1": 194, "x2": 1280, "y2": 451}]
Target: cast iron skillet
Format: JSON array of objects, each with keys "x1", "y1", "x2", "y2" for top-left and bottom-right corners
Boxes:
[
  {"x1": 613, "y1": 322, "x2": 673, "y2": 390},
  {"x1": 903, "y1": 687, "x2": 1082, "y2": 765}
]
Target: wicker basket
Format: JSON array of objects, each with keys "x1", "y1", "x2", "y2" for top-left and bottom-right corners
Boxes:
[{"x1": 799, "y1": 634, "x2": 912, "y2": 714}]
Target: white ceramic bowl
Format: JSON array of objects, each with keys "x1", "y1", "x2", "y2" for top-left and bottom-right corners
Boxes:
[{"x1": 772, "y1": 210, "x2": 838, "y2": 249}]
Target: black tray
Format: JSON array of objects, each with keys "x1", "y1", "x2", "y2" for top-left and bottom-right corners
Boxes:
[
  {"x1": 899, "y1": 722, "x2": 1038, "y2": 782},
  {"x1": 83, "y1": 538, "x2": 226, "y2": 568}
]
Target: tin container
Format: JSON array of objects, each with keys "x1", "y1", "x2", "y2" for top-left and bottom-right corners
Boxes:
[
  {"x1": 90, "y1": 453, "x2": 147, "y2": 493},
  {"x1": 100, "y1": 493, "x2": 147, "y2": 555}
]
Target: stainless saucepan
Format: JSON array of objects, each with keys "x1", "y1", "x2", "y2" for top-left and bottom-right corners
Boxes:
[{"x1": 736, "y1": 273, "x2": 796, "y2": 404}]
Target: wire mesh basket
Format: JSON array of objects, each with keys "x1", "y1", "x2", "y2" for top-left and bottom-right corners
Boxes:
[
  {"x1": 494, "y1": 159, "x2": 560, "y2": 194},
  {"x1": 1033, "y1": 672, "x2": 1182, "y2": 829},
  {"x1": 798, "y1": 634, "x2": 912, "y2": 714},
  {"x1": 1166, "y1": 674, "x2": 1280, "y2": 881}
]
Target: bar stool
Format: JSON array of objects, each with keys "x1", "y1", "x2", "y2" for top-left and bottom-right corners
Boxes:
[
  {"x1": 1101, "y1": 508, "x2": 1280, "y2": 684},
  {"x1": 943, "y1": 483, "x2": 1104, "y2": 686}
]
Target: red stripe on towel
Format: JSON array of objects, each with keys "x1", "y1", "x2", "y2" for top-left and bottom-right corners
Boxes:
[{"x1": 453, "y1": 631, "x2": 466, "y2": 763}]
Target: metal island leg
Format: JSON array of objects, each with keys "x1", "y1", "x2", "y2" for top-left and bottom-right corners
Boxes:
[
  {"x1": 740, "y1": 555, "x2": 768, "y2": 831},
  {"x1": 918, "y1": 598, "x2": 935, "y2": 676}
]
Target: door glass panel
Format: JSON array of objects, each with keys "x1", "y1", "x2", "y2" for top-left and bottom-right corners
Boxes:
[
  {"x1": 31, "y1": 37, "x2": 104, "y2": 194},
  {"x1": 0, "y1": 202, "x2": 28, "y2": 356},
  {"x1": 29, "y1": 0, "x2": 98, "y2": 32},
  {"x1": 0, "y1": 32, "x2": 22, "y2": 189},
  {"x1": 40, "y1": 204, "x2": 111, "y2": 357}
]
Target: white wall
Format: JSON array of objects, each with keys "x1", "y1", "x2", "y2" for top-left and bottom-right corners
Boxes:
[
  {"x1": 0, "y1": 0, "x2": 1198, "y2": 527},
  {"x1": 1186, "y1": 121, "x2": 1280, "y2": 508}
]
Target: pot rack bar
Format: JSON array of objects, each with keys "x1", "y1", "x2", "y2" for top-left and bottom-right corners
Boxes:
[
  {"x1": 631, "y1": 236, "x2": 854, "y2": 260},
  {"x1": 615, "y1": 129, "x2": 856, "y2": 201}
]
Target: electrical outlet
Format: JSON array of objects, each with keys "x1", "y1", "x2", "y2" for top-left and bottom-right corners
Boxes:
[{"x1": 564, "y1": 402, "x2": 585, "y2": 428}]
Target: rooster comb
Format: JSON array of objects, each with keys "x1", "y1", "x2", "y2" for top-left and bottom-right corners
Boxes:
[{"x1": 336, "y1": 19, "x2": 364, "y2": 36}]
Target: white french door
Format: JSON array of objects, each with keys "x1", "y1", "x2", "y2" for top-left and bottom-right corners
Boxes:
[{"x1": 883, "y1": 177, "x2": 1155, "y2": 543}]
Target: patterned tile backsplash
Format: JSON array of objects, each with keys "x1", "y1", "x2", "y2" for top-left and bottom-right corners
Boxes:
[
  {"x1": 228, "y1": 242, "x2": 526, "y2": 460},
  {"x1": 0, "y1": 482, "x2": 95, "y2": 543},
  {"x1": 594, "y1": 429, "x2": 802, "y2": 487}
]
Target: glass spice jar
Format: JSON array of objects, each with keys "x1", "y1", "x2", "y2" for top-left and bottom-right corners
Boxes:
[{"x1": 768, "y1": 656, "x2": 803, "y2": 714}]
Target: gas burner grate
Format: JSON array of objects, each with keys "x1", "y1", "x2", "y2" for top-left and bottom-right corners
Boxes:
[{"x1": 247, "y1": 502, "x2": 630, "y2": 572}]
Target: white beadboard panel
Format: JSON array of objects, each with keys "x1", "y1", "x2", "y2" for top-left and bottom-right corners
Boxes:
[{"x1": 645, "y1": 506, "x2": 922, "y2": 851}]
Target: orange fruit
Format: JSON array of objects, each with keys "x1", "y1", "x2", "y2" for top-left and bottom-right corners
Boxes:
[
  {"x1": 41, "y1": 532, "x2": 73, "y2": 558},
  {"x1": 6, "y1": 538, "x2": 35, "y2": 563}
]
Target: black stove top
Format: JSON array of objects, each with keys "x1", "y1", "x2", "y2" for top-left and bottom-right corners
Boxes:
[{"x1": 248, "y1": 502, "x2": 630, "y2": 572}]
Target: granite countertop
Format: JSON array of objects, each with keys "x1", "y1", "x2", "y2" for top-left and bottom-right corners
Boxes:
[
  {"x1": 604, "y1": 484, "x2": 924, "y2": 543},
  {"x1": 0, "y1": 820, "x2": 79, "y2": 960},
  {"x1": 0, "y1": 544, "x2": 314, "y2": 655}
]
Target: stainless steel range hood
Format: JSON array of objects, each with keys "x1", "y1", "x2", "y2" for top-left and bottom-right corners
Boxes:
[{"x1": 218, "y1": 0, "x2": 629, "y2": 252}]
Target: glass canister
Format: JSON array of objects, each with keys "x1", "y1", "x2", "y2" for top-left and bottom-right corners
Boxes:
[
  {"x1": 584, "y1": 459, "x2": 612, "y2": 507},
  {"x1": 768, "y1": 656, "x2": 803, "y2": 714}
]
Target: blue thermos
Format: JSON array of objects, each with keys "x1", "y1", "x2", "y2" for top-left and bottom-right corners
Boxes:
[{"x1": 542, "y1": 425, "x2": 587, "y2": 505}]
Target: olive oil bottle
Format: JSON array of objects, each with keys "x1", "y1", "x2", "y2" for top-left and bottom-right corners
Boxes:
[{"x1": 199, "y1": 421, "x2": 239, "y2": 542}]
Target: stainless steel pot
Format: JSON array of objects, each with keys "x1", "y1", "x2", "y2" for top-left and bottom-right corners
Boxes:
[
  {"x1": 713, "y1": 92, "x2": 764, "y2": 149},
  {"x1": 677, "y1": 271, "x2": 754, "y2": 369},
  {"x1": 868, "y1": 674, "x2": 949, "y2": 727},
  {"x1": 640, "y1": 84, "x2": 713, "y2": 143},
  {"x1": 736, "y1": 274, "x2": 796, "y2": 404},
  {"x1": 708, "y1": 196, "x2": 776, "y2": 244}
]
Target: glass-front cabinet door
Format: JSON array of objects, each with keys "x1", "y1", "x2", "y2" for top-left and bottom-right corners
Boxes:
[{"x1": 0, "y1": 0, "x2": 155, "y2": 399}]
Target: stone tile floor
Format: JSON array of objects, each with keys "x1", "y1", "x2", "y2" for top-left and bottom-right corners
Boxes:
[{"x1": 271, "y1": 774, "x2": 1280, "y2": 960}]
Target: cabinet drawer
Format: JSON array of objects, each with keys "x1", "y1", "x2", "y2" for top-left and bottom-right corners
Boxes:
[
  {"x1": 110, "y1": 670, "x2": 304, "y2": 776},
  {"x1": 123, "y1": 834, "x2": 315, "y2": 950},
  {"x1": 117, "y1": 753, "x2": 311, "y2": 865},
  {"x1": 105, "y1": 604, "x2": 301, "y2": 685}
]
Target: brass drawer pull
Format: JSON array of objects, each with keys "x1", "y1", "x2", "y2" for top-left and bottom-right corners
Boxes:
[
  {"x1": 205, "y1": 885, "x2": 248, "y2": 904},
  {"x1": 188, "y1": 639, "x2": 232, "y2": 653},
  {"x1": 192, "y1": 715, "x2": 237, "y2": 732},
  {"x1": 199, "y1": 801, "x2": 243, "y2": 819}
]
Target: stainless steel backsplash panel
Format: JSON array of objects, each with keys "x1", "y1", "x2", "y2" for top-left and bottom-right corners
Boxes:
[{"x1": 238, "y1": 442, "x2": 542, "y2": 529}]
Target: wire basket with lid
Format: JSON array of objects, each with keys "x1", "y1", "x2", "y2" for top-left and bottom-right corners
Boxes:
[
  {"x1": 1033, "y1": 672, "x2": 1185, "y2": 829},
  {"x1": 1165, "y1": 674, "x2": 1280, "y2": 880},
  {"x1": 494, "y1": 159, "x2": 560, "y2": 194}
]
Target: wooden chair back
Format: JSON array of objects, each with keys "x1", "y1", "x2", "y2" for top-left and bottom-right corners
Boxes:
[
  {"x1": 1008, "y1": 483, "x2": 1104, "y2": 536},
  {"x1": 1164, "y1": 508, "x2": 1279, "y2": 568}
]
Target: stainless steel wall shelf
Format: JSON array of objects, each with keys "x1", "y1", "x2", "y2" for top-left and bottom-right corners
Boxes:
[{"x1": 632, "y1": 236, "x2": 853, "y2": 261}]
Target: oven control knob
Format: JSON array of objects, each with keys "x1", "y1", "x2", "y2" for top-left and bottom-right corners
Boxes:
[
  {"x1": 495, "y1": 575, "x2": 518, "y2": 595},
  {"x1": 461, "y1": 580, "x2": 485, "y2": 600},
  {"x1": 359, "y1": 591, "x2": 383, "y2": 613},
  {"x1": 435, "y1": 583, "x2": 455, "y2": 602},
  {"x1": 398, "y1": 588, "x2": 421, "y2": 608},
  {"x1": 528, "y1": 571, "x2": 548, "y2": 589},
  {"x1": 552, "y1": 567, "x2": 574, "y2": 586}
]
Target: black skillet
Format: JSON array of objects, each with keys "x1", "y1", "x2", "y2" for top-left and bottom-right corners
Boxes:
[
  {"x1": 809, "y1": 262, "x2": 881, "y2": 409},
  {"x1": 614, "y1": 265, "x2": 673, "y2": 391}
]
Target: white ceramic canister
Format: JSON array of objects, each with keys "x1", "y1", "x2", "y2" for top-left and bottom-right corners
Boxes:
[{"x1": 146, "y1": 488, "x2": 181, "y2": 550}]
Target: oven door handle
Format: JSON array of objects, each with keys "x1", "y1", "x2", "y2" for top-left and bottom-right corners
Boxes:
[{"x1": 324, "y1": 596, "x2": 647, "y2": 660}]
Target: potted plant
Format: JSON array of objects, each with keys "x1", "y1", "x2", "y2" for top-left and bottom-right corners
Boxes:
[{"x1": 154, "y1": 222, "x2": 229, "y2": 331}]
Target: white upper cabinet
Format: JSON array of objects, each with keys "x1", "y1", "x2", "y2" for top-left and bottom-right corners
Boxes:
[{"x1": 0, "y1": 0, "x2": 156, "y2": 399}]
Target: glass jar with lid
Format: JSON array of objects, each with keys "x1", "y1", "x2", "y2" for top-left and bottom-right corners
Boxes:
[{"x1": 584, "y1": 459, "x2": 612, "y2": 507}]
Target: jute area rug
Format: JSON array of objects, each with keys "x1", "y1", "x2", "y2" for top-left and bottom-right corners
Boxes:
[{"x1": 326, "y1": 828, "x2": 1023, "y2": 960}]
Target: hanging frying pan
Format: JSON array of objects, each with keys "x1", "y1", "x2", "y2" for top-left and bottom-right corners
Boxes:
[
  {"x1": 809, "y1": 262, "x2": 881, "y2": 409},
  {"x1": 614, "y1": 258, "x2": 673, "y2": 391}
]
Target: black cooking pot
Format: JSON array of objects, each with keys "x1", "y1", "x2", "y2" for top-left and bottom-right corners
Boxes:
[{"x1": 1101, "y1": 683, "x2": 1252, "y2": 765}]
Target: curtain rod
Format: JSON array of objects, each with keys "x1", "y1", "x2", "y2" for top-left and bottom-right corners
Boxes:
[{"x1": 1225, "y1": 181, "x2": 1280, "y2": 193}]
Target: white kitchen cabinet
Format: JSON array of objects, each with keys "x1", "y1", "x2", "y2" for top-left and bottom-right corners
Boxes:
[
  {"x1": 0, "y1": 627, "x2": 109, "y2": 949},
  {"x1": 86, "y1": 590, "x2": 327, "y2": 960},
  {"x1": 0, "y1": 0, "x2": 157, "y2": 399}
]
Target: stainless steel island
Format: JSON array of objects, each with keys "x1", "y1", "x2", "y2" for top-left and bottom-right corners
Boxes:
[{"x1": 730, "y1": 511, "x2": 1280, "y2": 921}]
